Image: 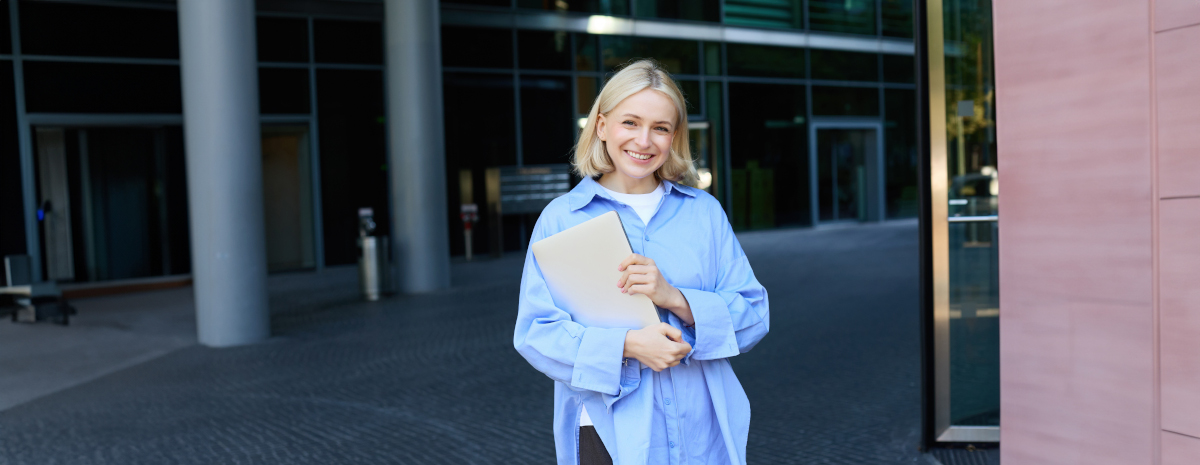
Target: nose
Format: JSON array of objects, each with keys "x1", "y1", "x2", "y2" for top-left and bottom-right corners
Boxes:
[{"x1": 634, "y1": 127, "x2": 651, "y2": 147}]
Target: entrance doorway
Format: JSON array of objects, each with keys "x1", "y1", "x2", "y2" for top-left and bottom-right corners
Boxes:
[
  {"x1": 30, "y1": 124, "x2": 320, "y2": 282},
  {"x1": 260, "y1": 125, "x2": 316, "y2": 272},
  {"x1": 32, "y1": 126, "x2": 190, "y2": 283},
  {"x1": 808, "y1": 122, "x2": 885, "y2": 225}
]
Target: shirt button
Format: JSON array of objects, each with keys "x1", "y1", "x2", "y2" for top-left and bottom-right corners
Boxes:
[
  {"x1": 664, "y1": 398, "x2": 671, "y2": 405},
  {"x1": 669, "y1": 441, "x2": 675, "y2": 448}
]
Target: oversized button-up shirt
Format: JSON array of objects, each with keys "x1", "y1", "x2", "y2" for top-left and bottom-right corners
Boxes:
[{"x1": 514, "y1": 176, "x2": 770, "y2": 465}]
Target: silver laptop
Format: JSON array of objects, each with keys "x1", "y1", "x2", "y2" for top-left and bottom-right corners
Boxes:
[{"x1": 531, "y1": 211, "x2": 661, "y2": 329}]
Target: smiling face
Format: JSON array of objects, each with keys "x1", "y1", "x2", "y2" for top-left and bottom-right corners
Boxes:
[{"x1": 595, "y1": 88, "x2": 680, "y2": 194}]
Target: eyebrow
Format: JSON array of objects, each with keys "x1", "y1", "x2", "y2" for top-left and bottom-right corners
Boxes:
[{"x1": 621, "y1": 114, "x2": 674, "y2": 126}]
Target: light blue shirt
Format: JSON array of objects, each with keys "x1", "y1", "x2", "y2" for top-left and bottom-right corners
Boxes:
[{"x1": 514, "y1": 176, "x2": 770, "y2": 465}]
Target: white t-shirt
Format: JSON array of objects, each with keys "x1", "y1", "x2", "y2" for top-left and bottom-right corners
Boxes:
[
  {"x1": 600, "y1": 182, "x2": 665, "y2": 226},
  {"x1": 579, "y1": 182, "x2": 665, "y2": 427}
]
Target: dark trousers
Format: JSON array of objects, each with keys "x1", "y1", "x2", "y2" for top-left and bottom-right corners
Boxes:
[{"x1": 579, "y1": 426, "x2": 613, "y2": 465}]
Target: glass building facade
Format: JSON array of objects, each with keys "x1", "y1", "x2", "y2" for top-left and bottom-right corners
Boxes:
[{"x1": 0, "y1": 0, "x2": 918, "y2": 283}]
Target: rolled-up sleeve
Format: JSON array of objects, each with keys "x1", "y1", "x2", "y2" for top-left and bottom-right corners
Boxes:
[
  {"x1": 514, "y1": 216, "x2": 641, "y2": 403},
  {"x1": 676, "y1": 205, "x2": 770, "y2": 361}
]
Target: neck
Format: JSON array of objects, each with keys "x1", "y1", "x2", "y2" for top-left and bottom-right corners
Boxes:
[{"x1": 598, "y1": 173, "x2": 659, "y2": 194}]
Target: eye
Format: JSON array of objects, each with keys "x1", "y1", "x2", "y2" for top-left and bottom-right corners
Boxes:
[
  {"x1": 622, "y1": 120, "x2": 636, "y2": 126},
  {"x1": 655, "y1": 126, "x2": 670, "y2": 133}
]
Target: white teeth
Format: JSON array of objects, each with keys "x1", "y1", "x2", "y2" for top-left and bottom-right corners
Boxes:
[{"x1": 626, "y1": 151, "x2": 653, "y2": 160}]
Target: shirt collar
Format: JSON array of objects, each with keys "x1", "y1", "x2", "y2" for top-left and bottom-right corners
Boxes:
[{"x1": 567, "y1": 175, "x2": 696, "y2": 211}]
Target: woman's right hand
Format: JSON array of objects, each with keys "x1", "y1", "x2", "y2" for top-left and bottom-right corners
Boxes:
[{"x1": 623, "y1": 323, "x2": 692, "y2": 372}]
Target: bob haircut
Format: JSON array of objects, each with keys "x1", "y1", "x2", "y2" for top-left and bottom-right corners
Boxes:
[{"x1": 573, "y1": 59, "x2": 698, "y2": 186}]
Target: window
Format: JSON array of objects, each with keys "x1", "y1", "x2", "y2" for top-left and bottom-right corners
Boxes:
[
  {"x1": 257, "y1": 17, "x2": 309, "y2": 63},
  {"x1": 24, "y1": 62, "x2": 182, "y2": 113},
  {"x1": 810, "y1": 49, "x2": 878, "y2": 81},
  {"x1": 602, "y1": 36, "x2": 699, "y2": 75},
  {"x1": 20, "y1": 2, "x2": 178, "y2": 58},
  {"x1": 313, "y1": 20, "x2": 383, "y2": 64},
  {"x1": 808, "y1": 0, "x2": 876, "y2": 35},
  {"x1": 443, "y1": 27, "x2": 513, "y2": 69},
  {"x1": 726, "y1": 44, "x2": 805, "y2": 78},
  {"x1": 724, "y1": 0, "x2": 803, "y2": 29},
  {"x1": 636, "y1": 0, "x2": 719, "y2": 22},
  {"x1": 812, "y1": 86, "x2": 879, "y2": 116}
]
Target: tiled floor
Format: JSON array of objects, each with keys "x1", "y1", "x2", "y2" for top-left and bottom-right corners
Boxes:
[{"x1": 0, "y1": 221, "x2": 940, "y2": 464}]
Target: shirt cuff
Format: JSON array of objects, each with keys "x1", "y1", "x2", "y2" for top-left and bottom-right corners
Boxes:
[
  {"x1": 602, "y1": 359, "x2": 644, "y2": 411},
  {"x1": 678, "y1": 288, "x2": 740, "y2": 360},
  {"x1": 570, "y1": 327, "x2": 630, "y2": 396}
]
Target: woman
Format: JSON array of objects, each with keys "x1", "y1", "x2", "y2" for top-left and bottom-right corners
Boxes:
[{"x1": 514, "y1": 59, "x2": 769, "y2": 465}]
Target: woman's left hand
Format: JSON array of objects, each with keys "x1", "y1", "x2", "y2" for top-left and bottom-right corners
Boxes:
[{"x1": 618, "y1": 254, "x2": 692, "y2": 325}]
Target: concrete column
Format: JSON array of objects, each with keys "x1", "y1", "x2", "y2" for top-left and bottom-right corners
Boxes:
[
  {"x1": 384, "y1": 0, "x2": 451, "y2": 293},
  {"x1": 177, "y1": 0, "x2": 269, "y2": 347}
]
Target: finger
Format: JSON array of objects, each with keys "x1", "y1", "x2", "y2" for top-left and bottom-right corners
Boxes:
[
  {"x1": 625, "y1": 284, "x2": 655, "y2": 296},
  {"x1": 623, "y1": 276, "x2": 650, "y2": 294},
  {"x1": 617, "y1": 253, "x2": 649, "y2": 271},
  {"x1": 664, "y1": 325, "x2": 683, "y2": 342},
  {"x1": 624, "y1": 264, "x2": 653, "y2": 275},
  {"x1": 618, "y1": 265, "x2": 654, "y2": 289}
]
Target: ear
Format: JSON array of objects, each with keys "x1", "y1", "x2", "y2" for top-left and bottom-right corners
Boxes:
[{"x1": 595, "y1": 113, "x2": 607, "y2": 141}]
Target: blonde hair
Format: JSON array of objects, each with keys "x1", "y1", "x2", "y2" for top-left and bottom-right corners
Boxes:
[{"x1": 573, "y1": 59, "x2": 698, "y2": 186}]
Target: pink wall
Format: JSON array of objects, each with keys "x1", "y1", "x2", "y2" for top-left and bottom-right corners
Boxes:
[{"x1": 994, "y1": 1, "x2": 1200, "y2": 463}]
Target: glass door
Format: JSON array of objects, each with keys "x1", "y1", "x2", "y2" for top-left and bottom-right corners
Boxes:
[
  {"x1": 261, "y1": 125, "x2": 317, "y2": 272},
  {"x1": 32, "y1": 126, "x2": 191, "y2": 283},
  {"x1": 809, "y1": 122, "x2": 885, "y2": 225},
  {"x1": 927, "y1": 0, "x2": 1000, "y2": 443}
]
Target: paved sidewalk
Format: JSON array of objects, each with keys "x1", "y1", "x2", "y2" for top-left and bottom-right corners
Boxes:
[{"x1": 0, "y1": 221, "x2": 943, "y2": 464}]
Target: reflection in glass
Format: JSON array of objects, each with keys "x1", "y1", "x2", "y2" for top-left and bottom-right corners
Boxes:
[
  {"x1": 808, "y1": 0, "x2": 876, "y2": 35},
  {"x1": 724, "y1": 0, "x2": 803, "y2": 29},
  {"x1": 948, "y1": 220, "x2": 999, "y2": 426},
  {"x1": 703, "y1": 42, "x2": 721, "y2": 76},
  {"x1": 816, "y1": 129, "x2": 873, "y2": 222},
  {"x1": 520, "y1": 75, "x2": 575, "y2": 165},
  {"x1": 576, "y1": 77, "x2": 598, "y2": 115},
  {"x1": 941, "y1": 0, "x2": 999, "y2": 432},
  {"x1": 519, "y1": 30, "x2": 571, "y2": 70},
  {"x1": 635, "y1": 0, "x2": 719, "y2": 22},
  {"x1": 811, "y1": 85, "x2": 879, "y2": 116},
  {"x1": 601, "y1": 36, "x2": 699, "y2": 74},
  {"x1": 443, "y1": 73, "x2": 517, "y2": 257},
  {"x1": 677, "y1": 80, "x2": 700, "y2": 115},
  {"x1": 575, "y1": 34, "x2": 599, "y2": 71},
  {"x1": 33, "y1": 127, "x2": 191, "y2": 282},
  {"x1": 316, "y1": 69, "x2": 388, "y2": 266},
  {"x1": 313, "y1": 19, "x2": 383, "y2": 64},
  {"x1": 516, "y1": 0, "x2": 629, "y2": 15},
  {"x1": 885, "y1": 89, "x2": 918, "y2": 218},
  {"x1": 257, "y1": 17, "x2": 309, "y2": 63},
  {"x1": 810, "y1": 49, "x2": 878, "y2": 82},
  {"x1": 726, "y1": 44, "x2": 805, "y2": 78},
  {"x1": 705, "y1": 82, "x2": 724, "y2": 206},
  {"x1": 261, "y1": 126, "x2": 317, "y2": 272},
  {"x1": 442, "y1": 26, "x2": 513, "y2": 69},
  {"x1": 258, "y1": 68, "x2": 311, "y2": 114},
  {"x1": 881, "y1": 0, "x2": 915, "y2": 38},
  {"x1": 728, "y1": 83, "x2": 808, "y2": 230},
  {"x1": 20, "y1": 2, "x2": 178, "y2": 59},
  {"x1": 882, "y1": 54, "x2": 916, "y2": 83}
]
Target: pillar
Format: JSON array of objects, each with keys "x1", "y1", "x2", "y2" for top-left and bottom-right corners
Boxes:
[
  {"x1": 384, "y1": 0, "x2": 451, "y2": 293},
  {"x1": 177, "y1": 0, "x2": 269, "y2": 347}
]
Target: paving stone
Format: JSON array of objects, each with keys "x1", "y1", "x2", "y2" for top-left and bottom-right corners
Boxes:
[{"x1": 0, "y1": 221, "x2": 925, "y2": 464}]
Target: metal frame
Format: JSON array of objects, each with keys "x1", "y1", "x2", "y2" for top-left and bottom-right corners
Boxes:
[
  {"x1": 10, "y1": 0, "x2": 40, "y2": 282},
  {"x1": 925, "y1": 0, "x2": 999, "y2": 444},
  {"x1": 440, "y1": 6, "x2": 915, "y2": 56},
  {"x1": 807, "y1": 119, "x2": 886, "y2": 226}
]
